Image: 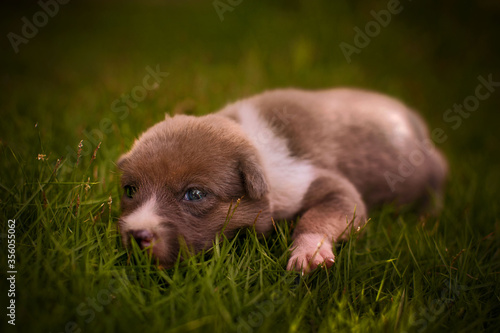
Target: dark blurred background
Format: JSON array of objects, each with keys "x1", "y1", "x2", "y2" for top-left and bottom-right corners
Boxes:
[
  {"x1": 0, "y1": 0, "x2": 499, "y2": 191},
  {"x1": 1, "y1": 2, "x2": 499, "y2": 331}
]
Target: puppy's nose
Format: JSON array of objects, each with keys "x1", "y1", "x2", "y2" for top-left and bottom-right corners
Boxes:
[{"x1": 130, "y1": 229, "x2": 155, "y2": 249}]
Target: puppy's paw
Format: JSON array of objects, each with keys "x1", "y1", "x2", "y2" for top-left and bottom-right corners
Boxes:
[{"x1": 286, "y1": 233, "x2": 335, "y2": 274}]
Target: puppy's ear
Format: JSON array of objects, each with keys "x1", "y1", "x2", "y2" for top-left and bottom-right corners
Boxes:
[
  {"x1": 116, "y1": 153, "x2": 129, "y2": 170},
  {"x1": 239, "y1": 152, "x2": 268, "y2": 200}
]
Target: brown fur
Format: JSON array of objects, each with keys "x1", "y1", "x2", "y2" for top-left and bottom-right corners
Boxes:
[
  {"x1": 118, "y1": 88, "x2": 447, "y2": 272},
  {"x1": 118, "y1": 114, "x2": 272, "y2": 264}
]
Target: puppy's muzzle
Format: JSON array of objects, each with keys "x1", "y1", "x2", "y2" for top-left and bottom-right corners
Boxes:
[{"x1": 129, "y1": 229, "x2": 155, "y2": 249}]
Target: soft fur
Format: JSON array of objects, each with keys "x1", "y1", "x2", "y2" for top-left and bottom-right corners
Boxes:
[{"x1": 117, "y1": 88, "x2": 447, "y2": 272}]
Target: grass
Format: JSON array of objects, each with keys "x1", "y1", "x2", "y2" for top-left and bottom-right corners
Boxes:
[{"x1": 1, "y1": 0, "x2": 499, "y2": 332}]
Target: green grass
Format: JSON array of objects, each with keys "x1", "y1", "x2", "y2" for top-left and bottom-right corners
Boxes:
[{"x1": 1, "y1": 1, "x2": 499, "y2": 332}]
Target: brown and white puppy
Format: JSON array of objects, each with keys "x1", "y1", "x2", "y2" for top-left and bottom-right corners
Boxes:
[{"x1": 117, "y1": 88, "x2": 447, "y2": 273}]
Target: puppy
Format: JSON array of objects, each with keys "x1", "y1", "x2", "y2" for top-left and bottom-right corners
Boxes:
[{"x1": 117, "y1": 88, "x2": 447, "y2": 273}]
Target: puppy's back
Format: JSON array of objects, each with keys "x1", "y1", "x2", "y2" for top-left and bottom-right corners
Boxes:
[{"x1": 219, "y1": 88, "x2": 447, "y2": 209}]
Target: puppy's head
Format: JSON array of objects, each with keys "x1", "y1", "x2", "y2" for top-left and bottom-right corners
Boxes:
[{"x1": 117, "y1": 114, "x2": 270, "y2": 266}]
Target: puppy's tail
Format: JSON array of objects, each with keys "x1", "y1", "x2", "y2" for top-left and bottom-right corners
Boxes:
[{"x1": 425, "y1": 147, "x2": 448, "y2": 213}]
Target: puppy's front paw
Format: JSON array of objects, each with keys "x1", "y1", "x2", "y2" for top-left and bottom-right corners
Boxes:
[{"x1": 286, "y1": 233, "x2": 335, "y2": 274}]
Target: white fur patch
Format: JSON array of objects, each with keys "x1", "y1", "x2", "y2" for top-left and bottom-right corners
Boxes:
[
  {"x1": 385, "y1": 109, "x2": 412, "y2": 148},
  {"x1": 121, "y1": 196, "x2": 162, "y2": 231},
  {"x1": 236, "y1": 103, "x2": 316, "y2": 218}
]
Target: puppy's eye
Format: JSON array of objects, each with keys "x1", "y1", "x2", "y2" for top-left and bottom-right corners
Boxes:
[
  {"x1": 124, "y1": 185, "x2": 137, "y2": 199},
  {"x1": 184, "y1": 188, "x2": 205, "y2": 201}
]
